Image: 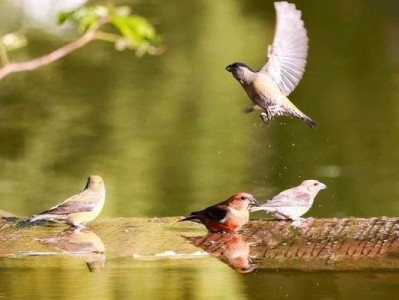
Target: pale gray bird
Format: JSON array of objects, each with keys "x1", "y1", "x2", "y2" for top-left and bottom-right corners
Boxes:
[
  {"x1": 250, "y1": 180, "x2": 326, "y2": 220},
  {"x1": 226, "y1": 2, "x2": 314, "y2": 127},
  {"x1": 30, "y1": 175, "x2": 106, "y2": 228}
]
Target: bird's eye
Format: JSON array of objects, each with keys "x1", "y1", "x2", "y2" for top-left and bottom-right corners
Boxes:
[
  {"x1": 313, "y1": 183, "x2": 318, "y2": 186},
  {"x1": 240, "y1": 196, "x2": 246, "y2": 200}
]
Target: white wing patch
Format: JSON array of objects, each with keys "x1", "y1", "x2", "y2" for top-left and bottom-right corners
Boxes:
[{"x1": 260, "y1": 2, "x2": 309, "y2": 96}]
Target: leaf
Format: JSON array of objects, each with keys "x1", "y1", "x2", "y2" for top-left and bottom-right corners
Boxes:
[
  {"x1": 57, "y1": 12, "x2": 73, "y2": 25},
  {"x1": 111, "y1": 15, "x2": 157, "y2": 45},
  {"x1": 56, "y1": 5, "x2": 109, "y2": 32}
]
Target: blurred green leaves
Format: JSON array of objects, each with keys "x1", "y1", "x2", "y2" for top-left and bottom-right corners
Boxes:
[
  {"x1": 58, "y1": 6, "x2": 108, "y2": 32},
  {"x1": 1, "y1": 32, "x2": 28, "y2": 52},
  {"x1": 57, "y1": 5, "x2": 161, "y2": 56},
  {"x1": 0, "y1": 3, "x2": 162, "y2": 79}
]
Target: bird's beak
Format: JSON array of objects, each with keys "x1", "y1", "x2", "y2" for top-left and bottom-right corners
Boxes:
[
  {"x1": 249, "y1": 197, "x2": 258, "y2": 206},
  {"x1": 320, "y1": 183, "x2": 327, "y2": 190},
  {"x1": 225, "y1": 65, "x2": 232, "y2": 72}
]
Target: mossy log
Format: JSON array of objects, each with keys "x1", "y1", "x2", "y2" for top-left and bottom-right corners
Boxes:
[{"x1": 1, "y1": 217, "x2": 399, "y2": 272}]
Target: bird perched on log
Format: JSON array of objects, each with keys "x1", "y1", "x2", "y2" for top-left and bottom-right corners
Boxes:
[
  {"x1": 30, "y1": 175, "x2": 106, "y2": 229},
  {"x1": 250, "y1": 180, "x2": 326, "y2": 220},
  {"x1": 226, "y1": 1, "x2": 314, "y2": 128},
  {"x1": 179, "y1": 193, "x2": 258, "y2": 233}
]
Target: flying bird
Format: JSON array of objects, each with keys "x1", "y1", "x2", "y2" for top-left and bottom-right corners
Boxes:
[
  {"x1": 250, "y1": 180, "x2": 326, "y2": 220},
  {"x1": 30, "y1": 175, "x2": 106, "y2": 228},
  {"x1": 226, "y1": 1, "x2": 314, "y2": 127},
  {"x1": 179, "y1": 193, "x2": 257, "y2": 233}
]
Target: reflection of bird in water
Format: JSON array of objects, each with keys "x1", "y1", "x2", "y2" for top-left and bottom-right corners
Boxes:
[
  {"x1": 250, "y1": 180, "x2": 326, "y2": 220},
  {"x1": 39, "y1": 228, "x2": 105, "y2": 273},
  {"x1": 226, "y1": 2, "x2": 313, "y2": 127},
  {"x1": 30, "y1": 175, "x2": 106, "y2": 229},
  {"x1": 179, "y1": 193, "x2": 257, "y2": 233},
  {"x1": 185, "y1": 233, "x2": 257, "y2": 273}
]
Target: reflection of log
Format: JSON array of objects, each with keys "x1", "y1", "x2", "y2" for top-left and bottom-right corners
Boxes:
[{"x1": 1, "y1": 217, "x2": 399, "y2": 270}]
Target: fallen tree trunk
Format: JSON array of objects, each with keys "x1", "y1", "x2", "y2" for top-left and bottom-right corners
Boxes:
[{"x1": 0, "y1": 217, "x2": 398, "y2": 272}]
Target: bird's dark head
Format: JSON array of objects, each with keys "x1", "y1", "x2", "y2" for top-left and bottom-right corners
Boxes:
[{"x1": 225, "y1": 63, "x2": 255, "y2": 83}]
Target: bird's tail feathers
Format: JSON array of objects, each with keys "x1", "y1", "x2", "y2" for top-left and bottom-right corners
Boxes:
[
  {"x1": 29, "y1": 215, "x2": 45, "y2": 222},
  {"x1": 178, "y1": 215, "x2": 201, "y2": 223},
  {"x1": 301, "y1": 114, "x2": 315, "y2": 128},
  {"x1": 290, "y1": 108, "x2": 315, "y2": 128},
  {"x1": 29, "y1": 214, "x2": 64, "y2": 222}
]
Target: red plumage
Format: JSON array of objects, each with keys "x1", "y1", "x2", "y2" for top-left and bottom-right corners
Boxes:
[{"x1": 179, "y1": 193, "x2": 257, "y2": 233}]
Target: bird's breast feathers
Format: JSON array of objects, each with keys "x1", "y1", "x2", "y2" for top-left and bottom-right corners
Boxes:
[
  {"x1": 221, "y1": 207, "x2": 249, "y2": 225},
  {"x1": 248, "y1": 76, "x2": 286, "y2": 106}
]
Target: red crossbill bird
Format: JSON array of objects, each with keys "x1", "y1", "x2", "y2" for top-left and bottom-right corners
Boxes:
[
  {"x1": 30, "y1": 175, "x2": 105, "y2": 228},
  {"x1": 226, "y1": 2, "x2": 314, "y2": 128},
  {"x1": 250, "y1": 180, "x2": 326, "y2": 220},
  {"x1": 179, "y1": 193, "x2": 258, "y2": 233}
]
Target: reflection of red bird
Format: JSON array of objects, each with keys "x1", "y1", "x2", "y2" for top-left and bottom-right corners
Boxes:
[
  {"x1": 185, "y1": 233, "x2": 257, "y2": 273},
  {"x1": 179, "y1": 193, "x2": 257, "y2": 232}
]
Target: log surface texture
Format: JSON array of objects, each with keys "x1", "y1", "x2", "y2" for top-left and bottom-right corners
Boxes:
[{"x1": 1, "y1": 217, "x2": 399, "y2": 271}]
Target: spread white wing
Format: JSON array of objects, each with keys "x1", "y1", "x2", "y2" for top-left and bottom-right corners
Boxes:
[{"x1": 259, "y1": 2, "x2": 309, "y2": 96}]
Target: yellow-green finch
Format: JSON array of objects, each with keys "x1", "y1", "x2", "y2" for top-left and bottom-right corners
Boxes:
[{"x1": 30, "y1": 175, "x2": 105, "y2": 228}]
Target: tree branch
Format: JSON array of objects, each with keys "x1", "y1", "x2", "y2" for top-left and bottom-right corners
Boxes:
[{"x1": 0, "y1": 29, "x2": 97, "y2": 81}]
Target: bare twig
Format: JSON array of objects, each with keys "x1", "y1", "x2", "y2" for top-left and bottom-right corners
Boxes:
[
  {"x1": 0, "y1": 42, "x2": 10, "y2": 66},
  {"x1": 0, "y1": 29, "x2": 97, "y2": 81}
]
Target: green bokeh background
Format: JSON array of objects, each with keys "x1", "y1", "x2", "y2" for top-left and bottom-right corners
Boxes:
[
  {"x1": 1, "y1": 0, "x2": 399, "y2": 299},
  {"x1": 1, "y1": 0, "x2": 397, "y2": 219}
]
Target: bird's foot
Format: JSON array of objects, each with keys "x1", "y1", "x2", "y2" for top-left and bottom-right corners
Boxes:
[
  {"x1": 71, "y1": 223, "x2": 87, "y2": 231},
  {"x1": 261, "y1": 105, "x2": 282, "y2": 123},
  {"x1": 260, "y1": 112, "x2": 271, "y2": 123},
  {"x1": 290, "y1": 218, "x2": 310, "y2": 228}
]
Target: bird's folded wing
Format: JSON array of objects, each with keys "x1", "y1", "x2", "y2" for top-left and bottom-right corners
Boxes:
[
  {"x1": 261, "y1": 190, "x2": 310, "y2": 207},
  {"x1": 38, "y1": 191, "x2": 99, "y2": 215},
  {"x1": 259, "y1": 2, "x2": 308, "y2": 96},
  {"x1": 198, "y1": 205, "x2": 228, "y2": 221}
]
